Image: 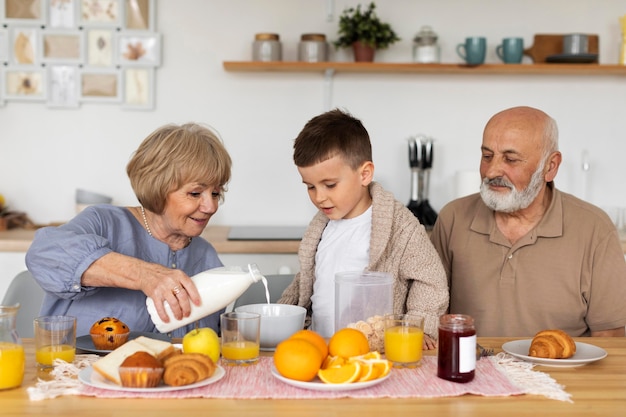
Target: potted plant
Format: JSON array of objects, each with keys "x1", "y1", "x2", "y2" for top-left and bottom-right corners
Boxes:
[{"x1": 334, "y1": 2, "x2": 400, "y2": 62}]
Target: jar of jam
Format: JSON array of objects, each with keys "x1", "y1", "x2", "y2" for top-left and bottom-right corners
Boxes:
[{"x1": 437, "y1": 314, "x2": 476, "y2": 383}]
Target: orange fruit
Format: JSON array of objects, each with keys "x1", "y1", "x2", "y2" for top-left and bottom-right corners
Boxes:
[
  {"x1": 290, "y1": 329, "x2": 329, "y2": 359},
  {"x1": 318, "y1": 362, "x2": 361, "y2": 384},
  {"x1": 328, "y1": 328, "x2": 370, "y2": 358},
  {"x1": 321, "y1": 355, "x2": 345, "y2": 370},
  {"x1": 273, "y1": 338, "x2": 323, "y2": 382}
]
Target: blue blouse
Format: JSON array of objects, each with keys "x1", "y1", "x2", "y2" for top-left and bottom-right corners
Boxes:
[{"x1": 25, "y1": 204, "x2": 223, "y2": 338}]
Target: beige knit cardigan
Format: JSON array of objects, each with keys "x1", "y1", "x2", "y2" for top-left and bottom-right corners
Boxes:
[{"x1": 278, "y1": 182, "x2": 449, "y2": 338}]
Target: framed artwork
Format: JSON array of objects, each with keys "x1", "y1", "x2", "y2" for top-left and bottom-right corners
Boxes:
[
  {"x1": 40, "y1": 30, "x2": 84, "y2": 63},
  {"x1": 123, "y1": 0, "x2": 154, "y2": 31},
  {"x1": 3, "y1": 66, "x2": 46, "y2": 101},
  {"x1": 47, "y1": 65, "x2": 79, "y2": 107},
  {"x1": 48, "y1": 0, "x2": 79, "y2": 29},
  {"x1": 115, "y1": 31, "x2": 160, "y2": 66},
  {"x1": 10, "y1": 27, "x2": 38, "y2": 65},
  {"x1": 1, "y1": 0, "x2": 46, "y2": 25},
  {"x1": 79, "y1": 68, "x2": 121, "y2": 102},
  {"x1": 122, "y1": 66, "x2": 153, "y2": 110},
  {"x1": 79, "y1": 0, "x2": 121, "y2": 27},
  {"x1": 86, "y1": 28, "x2": 113, "y2": 66},
  {"x1": 0, "y1": 29, "x2": 8, "y2": 64}
]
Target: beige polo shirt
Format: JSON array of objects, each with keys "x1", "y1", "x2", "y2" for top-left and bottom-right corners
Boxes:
[{"x1": 430, "y1": 185, "x2": 626, "y2": 337}]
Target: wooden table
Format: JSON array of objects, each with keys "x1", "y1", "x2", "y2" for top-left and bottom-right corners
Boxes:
[{"x1": 3, "y1": 337, "x2": 625, "y2": 417}]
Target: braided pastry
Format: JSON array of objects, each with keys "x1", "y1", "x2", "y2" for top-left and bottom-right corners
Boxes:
[
  {"x1": 528, "y1": 329, "x2": 576, "y2": 359},
  {"x1": 163, "y1": 353, "x2": 216, "y2": 386}
]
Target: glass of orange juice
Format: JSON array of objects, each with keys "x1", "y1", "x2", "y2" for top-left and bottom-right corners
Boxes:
[
  {"x1": 384, "y1": 313, "x2": 424, "y2": 368},
  {"x1": 220, "y1": 311, "x2": 260, "y2": 365},
  {"x1": 34, "y1": 316, "x2": 76, "y2": 368}
]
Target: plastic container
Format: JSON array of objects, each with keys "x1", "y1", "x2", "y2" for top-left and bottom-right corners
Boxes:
[
  {"x1": 437, "y1": 314, "x2": 476, "y2": 383},
  {"x1": 335, "y1": 271, "x2": 393, "y2": 351},
  {"x1": 252, "y1": 33, "x2": 282, "y2": 62},
  {"x1": 146, "y1": 264, "x2": 264, "y2": 333},
  {"x1": 0, "y1": 305, "x2": 25, "y2": 390}
]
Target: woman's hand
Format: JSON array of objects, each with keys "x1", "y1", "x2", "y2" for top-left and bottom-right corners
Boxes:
[{"x1": 83, "y1": 253, "x2": 202, "y2": 323}]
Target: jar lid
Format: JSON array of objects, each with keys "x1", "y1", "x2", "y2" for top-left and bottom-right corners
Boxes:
[
  {"x1": 413, "y1": 25, "x2": 438, "y2": 43},
  {"x1": 301, "y1": 33, "x2": 327, "y2": 42},
  {"x1": 255, "y1": 33, "x2": 280, "y2": 41}
]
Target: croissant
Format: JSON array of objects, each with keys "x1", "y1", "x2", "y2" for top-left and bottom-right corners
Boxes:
[
  {"x1": 162, "y1": 353, "x2": 216, "y2": 386},
  {"x1": 528, "y1": 329, "x2": 576, "y2": 359}
]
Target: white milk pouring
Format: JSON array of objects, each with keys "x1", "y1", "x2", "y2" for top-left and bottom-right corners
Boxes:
[{"x1": 146, "y1": 264, "x2": 265, "y2": 333}]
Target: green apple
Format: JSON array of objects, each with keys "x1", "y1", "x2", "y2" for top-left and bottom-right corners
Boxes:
[{"x1": 182, "y1": 327, "x2": 220, "y2": 363}]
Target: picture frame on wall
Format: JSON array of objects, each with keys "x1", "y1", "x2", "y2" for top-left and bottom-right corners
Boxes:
[
  {"x1": 122, "y1": 66, "x2": 153, "y2": 110},
  {"x1": 10, "y1": 27, "x2": 38, "y2": 65},
  {"x1": 48, "y1": 0, "x2": 79, "y2": 29},
  {"x1": 86, "y1": 29, "x2": 113, "y2": 66},
  {"x1": 40, "y1": 30, "x2": 85, "y2": 64},
  {"x1": 115, "y1": 32, "x2": 160, "y2": 66},
  {"x1": 79, "y1": 68, "x2": 121, "y2": 103},
  {"x1": 122, "y1": 0, "x2": 154, "y2": 31},
  {"x1": 47, "y1": 65, "x2": 80, "y2": 108},
  {"x1": 3, "y1": 66, "x2": 46, "y2": 101},
  {"x1": 1, "y1": 0, "x2": 47, "y2": 26},
  {"x1": 79, "y1": 0, "x2": 122, "y2": 27}
]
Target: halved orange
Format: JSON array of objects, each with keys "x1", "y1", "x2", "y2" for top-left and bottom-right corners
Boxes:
[
  {"x1": 321, "y1": 355, "x2": 345, "y2": 370},
  {"x1": 317, "y1": 362, "x2": 361, "y2": 384}
]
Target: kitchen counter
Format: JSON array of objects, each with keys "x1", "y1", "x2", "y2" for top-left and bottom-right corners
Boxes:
[{"x1": 0, "y1": 226, "x2": 301, "y2": 254}]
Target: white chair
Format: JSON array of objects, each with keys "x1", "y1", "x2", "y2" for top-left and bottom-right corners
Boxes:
[
  {"x1": 2, "y1": 270, "x2": 45, "y2": 338},
  {"x1": 227, "y1": 274, "x2": 295, "y2": 311}
]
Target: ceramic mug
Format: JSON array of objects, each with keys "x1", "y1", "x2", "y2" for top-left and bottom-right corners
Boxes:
[
  {"x1": 563, "y1": 33, "x2": 588, "y2": 55},
  {"x1": 457, "y1": 37, "x2": 487, "y2": 65},
  {"x1": 496, "y1": 37, "x2": 524, "y2": 63}
]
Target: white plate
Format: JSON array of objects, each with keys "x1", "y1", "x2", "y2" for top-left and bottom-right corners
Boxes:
[
  {"x1": 502, "y1": 340, "x2": 607, "y2": 367},
  {"x1": 270, "y1": 365, "x2": 390, "y2": 391},
  {"x1": 78, "y1": 364, "x2": 225, "y2": 392},
  {"x1": 76, "y1": 331, "x2": 171, "y2": 355}
]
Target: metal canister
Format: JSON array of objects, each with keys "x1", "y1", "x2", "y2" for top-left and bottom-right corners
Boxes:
[
  {"x1": 298, "y1": 33, "x2": 329, "y2": 62},
  {"x1": 252, "y1": 33, "x2": 282, "y2": 62}
]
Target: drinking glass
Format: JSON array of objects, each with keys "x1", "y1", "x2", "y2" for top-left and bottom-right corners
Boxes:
[
  {"x1": 34, "y1": 316, "x2": 76, "y2": 368},
  {"x1": 384, "y1": 313, "x2": 424, "y2": 368},
  {"x1": 220, "y1": 311, "x2": 260, "y2": 365}
]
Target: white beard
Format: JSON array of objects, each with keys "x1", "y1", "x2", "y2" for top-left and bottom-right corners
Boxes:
[{"x1": 480, "y1": 161, "x2": 546, "y2": 213}]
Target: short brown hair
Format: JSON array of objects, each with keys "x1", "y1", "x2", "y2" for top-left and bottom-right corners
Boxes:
[
  {"x1": 293, "y1": 108, "x2": 372, "y2": 170},
  {"x1": 126, "y1": 122, "x2": 232, "y2": 214}
]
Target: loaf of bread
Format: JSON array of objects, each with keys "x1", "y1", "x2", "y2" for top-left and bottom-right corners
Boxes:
[
  {"x1": 162, "y1": 353, "x2": 216, "y2": 387},
  {"x1": 528, "y1": 329, "x2": 576, "y2": 359}
]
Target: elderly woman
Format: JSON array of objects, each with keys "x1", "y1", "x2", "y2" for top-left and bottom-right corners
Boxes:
[{"x1": 25, "y1": 123, "x2": 232, "y2": 337}]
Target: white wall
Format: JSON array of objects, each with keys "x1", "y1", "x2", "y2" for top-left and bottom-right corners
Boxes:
[{"x1": 1, "y1": 0, "x2": 626, "y2": 228}]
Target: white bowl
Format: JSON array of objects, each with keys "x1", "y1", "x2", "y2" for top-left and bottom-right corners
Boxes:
[{"x1": 234, "y1": 303, "x2": 306, "y2": 350}]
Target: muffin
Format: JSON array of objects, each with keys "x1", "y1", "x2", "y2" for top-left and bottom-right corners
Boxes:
[
  {"x1": 89, "y1": 317, "x2": 130, "y2": 350},
  {"x1": 118, "y1": 351, "x2": 164, "y2": 388}
]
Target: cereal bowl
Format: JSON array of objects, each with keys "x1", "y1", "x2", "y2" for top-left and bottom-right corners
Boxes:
[{"x1": 234, "y1": 304, "x2": 306, "y2": 350}]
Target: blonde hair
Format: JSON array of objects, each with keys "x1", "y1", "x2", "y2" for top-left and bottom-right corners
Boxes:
[{"x1": 126, "y1": 123, "x2": 232, "y2": 214}]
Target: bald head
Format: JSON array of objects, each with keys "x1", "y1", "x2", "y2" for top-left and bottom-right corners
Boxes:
[{"x1": 484, "y1": 106, "x2": 559, "y2": 158}]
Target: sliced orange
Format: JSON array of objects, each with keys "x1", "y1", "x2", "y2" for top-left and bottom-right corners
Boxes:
[
  {"x1": 321, "y1": 355, "x2": 345, "y2": 370},
  {"x1": 317, "y1": 362, "x2": 361, "y2": 384},
  {"x1": 356, "y1": 361, "x2": 379, "y2": 382},
  {"x1": 351, "y1": 351, "x2": 381, "y2": 361},
  {"x1": 371, "y1": 359, "x2": 392, "y2": 378}
]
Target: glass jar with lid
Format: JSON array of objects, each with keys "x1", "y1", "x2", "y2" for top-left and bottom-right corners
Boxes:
[
  {"x1": 252, "y1": 33, "x2": 282, "y2": 62},
  {"x1": 413, "y1": 25, "x2": 440, "y2": 63}
]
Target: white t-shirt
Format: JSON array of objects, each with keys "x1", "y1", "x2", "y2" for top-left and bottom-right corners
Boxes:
[{"x1": 310, "y1": 207, "x2": 372, "y2": 337}]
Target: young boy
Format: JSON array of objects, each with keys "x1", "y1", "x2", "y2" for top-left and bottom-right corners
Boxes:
[{"x1": 278, "y1": 109, "x2": 448, "y2": 349}]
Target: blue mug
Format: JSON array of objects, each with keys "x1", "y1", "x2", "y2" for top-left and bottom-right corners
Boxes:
[
  {"x1": 457, "y1": 37, "x2": 487, "y2": 65},
  {"x1": 496, "y1": 37, "x2": 524, "y2": 63}
]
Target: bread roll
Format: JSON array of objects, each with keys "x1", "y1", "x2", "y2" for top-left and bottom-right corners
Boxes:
[
  {"x1": 528, "y1": 329, "x2": 576, "y2": 359},
  {"x1": 163, "y1": 353, "x2": 216, "y2": 386}
]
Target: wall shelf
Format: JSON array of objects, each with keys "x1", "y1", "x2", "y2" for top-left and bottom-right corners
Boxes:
[{"x1": 223, "y1": 61, "x2": 626, "y2": 76}]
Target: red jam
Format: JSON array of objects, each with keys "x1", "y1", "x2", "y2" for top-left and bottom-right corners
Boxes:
[{"x1": 437, "y1": 314, "x2": 476, "y2": 383}]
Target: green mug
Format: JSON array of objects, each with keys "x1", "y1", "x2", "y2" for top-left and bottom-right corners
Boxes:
[
  {"x1": 457, "y1": 37, "x2": 486, "y2": 65},
  {"x1": 496, "y1": 37, "x2": 524, "y2": 64}
]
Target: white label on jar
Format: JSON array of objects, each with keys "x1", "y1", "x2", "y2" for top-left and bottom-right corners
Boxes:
[{"x1": 459, "y1": 334, "x2": 477, "y2": 373}]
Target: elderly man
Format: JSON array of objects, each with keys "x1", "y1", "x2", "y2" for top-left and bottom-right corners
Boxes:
[{"x1": 430, "y1": 106, "x2": 626, "y2": 337}]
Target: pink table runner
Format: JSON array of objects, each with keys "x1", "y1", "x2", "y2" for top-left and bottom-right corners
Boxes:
[{"x1": 77, "y1": 356, "x2": 525, "y2": 399}]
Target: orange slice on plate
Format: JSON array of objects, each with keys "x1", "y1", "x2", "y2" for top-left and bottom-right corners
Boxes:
[
  {"x1": 318, "y1": 362, "x2": 361, "y2": 384},
  {"x1": 321, "y1": 355, "x2": 346, "y2": 370}
]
